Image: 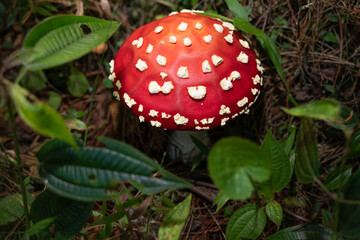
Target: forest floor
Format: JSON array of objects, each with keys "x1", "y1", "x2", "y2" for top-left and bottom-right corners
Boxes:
[{"x1": 0, "y1": 0, "x2": 359, "y2": 239}]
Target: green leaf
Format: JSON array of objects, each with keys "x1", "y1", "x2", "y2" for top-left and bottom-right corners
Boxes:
[
  {"x1": 265, "y1": 201, "x2": 283, "y2": 229},
  {"x1": 225, "y1": 0, "x2": 249, "y2": 20},
  {"x1": 102, "y1": 77, "x2": 113, "y2": 88},
  {"x1": 321, "y1": 209, "x2": 332, "y2": 228},
  {"x1": 324, "y1": 165, "x2": 352, "y2": 190},
  {"x1": 330, "y1": 104, "x2": 358, "y2": 130},
  {"x1": 10, "y1": 84, "x2": 77, "y2": 148},
  {"x1": 213, "y1": 191, "x2": 230, "y2": 213},
  {"x1": 67, "y1": 66, "x2": 89, "y2": 97},
  {"x1": 37, "y1": 138, "x2": 191, "y2": 201},
  {"x1": 261, "y1": 130, "x2": 292, "y2": 192},
  {"x1": 62, "y1": 115, "x2": 87, "y2": 131},
  {"x1": 190, "y1": 134, "x2": 209, "y2": 155},
  {"x1": 226, "y1": 204, "x2": 266, "y2": 240},
  {"x1": 22, "y1": 15, "x2": 120, "y2": 70},
  {"x1": 158, "y1": 195, "x2": 192, "y2": 240},
  {"x1": 0, "y1": 192, "x2": 34, "y2": 225},
  {"x1": 282, "y1": 126, "x2": 296, "y2": 155},
  {"x1": 18, "y1": 67, "x2": 47, "y2": 91},
  {"x1": 47, "y1": 91, "x2": 62, "y2": 110},
  {"x1": 294, "y1": 118, "x2": 319, "y2": 184},
  {"x1": 233, "y1": 18, "x2": 286, "y2": 83},
  {"x1": 27, "y1": 216, "x2": 56, "y2": 236},
  {"x1": 208, "y1": 137, "x2": 271, "y2": 200},
  {"x1": 348, "y1": 131, "x2": 360, "y2": 157},
  {"x1": 282, "y1": 99, "x2": 341, "y2": 122},
  {"x1": 338, "y1": 170, "x2": 360, "y2": 238},
  {"x1": 267, "y1": 224, "x2": 333, "y2": 240},
  {"x1": 30, "y1": 190, "x2": 93, "y2": 239}
]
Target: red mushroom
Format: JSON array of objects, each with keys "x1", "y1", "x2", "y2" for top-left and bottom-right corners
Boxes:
[{"x1": 109, "y1": 10, "x2": 264, "y2": 130}]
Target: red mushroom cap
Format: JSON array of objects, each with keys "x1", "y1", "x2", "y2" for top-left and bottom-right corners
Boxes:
[{"x1": 109, "y1": 10, "x2": 264, "y2": 130}]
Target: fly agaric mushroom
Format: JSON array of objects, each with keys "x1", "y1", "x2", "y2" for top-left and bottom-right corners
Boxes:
[{"x1": 109, "y1": 10, "x2": 264, "y2": 130}]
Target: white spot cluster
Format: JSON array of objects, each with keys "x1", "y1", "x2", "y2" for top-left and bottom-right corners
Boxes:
[
  {"x1": 115, "y1": 80, "x2": 121, "y2": 89},
  {"x1": 187, "y1": 86, "x2": 207, "y2": 100},
  {"x1": 162, "y1": 113, "x2": 171, "y2": 118},
  {"x1": 211, "y1": 55, "x2": 223, "y2": 66},
  {"x1": 146, "y1": 44, "x2": 153, "y2": 54},
  {"x1": 178, "y1": 22, "x2": 188, "y2": 31},
  {"x1": 169, "y1": 36, "x2": 177, "y2": 43},
  {"x1": 220, "y1": 78, "x2": 233, "y2": 91},
  {"x1": 138, "y1": 104, "x2": 143, "y2": 112},
  {"x1": 222, "y1": 22, "x2": 235, "y2": 31},
  {"x1": 256, "y1": 59, "x2": 264, "y2": 74},
  {"x1": 200, "y1": 117, "x2": 215, "y2": 125},
  {"x1": 149, "y1": 109, "x2": 159, "y2": 117},
  {"x1": 252, "y1": 75, "x2": 261, "y2": 85},
  {"x1": 196, "y1": 126, "x2": 210, "y2": 130},
  {"x1": 136, "y1": 59, "x2": 148, "y2": 71},
  {"x1": 148, "y1": 81, "x2": 174, "y2": 94},
  {"x1": 202, "y1": 60, "x2": 212, "y2": 73},
  {"x1": 177, "y1": 66, "x2": 189, "y2": 78},
  {"x1": 237, "y1": 97, "x2": 248, "y2": 108},
  {"x1": 150, "y1": 120, "x2": 161, "y2": 127},
  {"x1": 229, "y1": 71, "x2": 241, "y2": 80},
  {"x1": 195, "y1": 22, "x2": 203, "y2": 30},
  {"x1": 113, "y1": 91, "x2": 120, "y2": 100},
  {"x1": 160, "y1": 72, "x2": 168, "y2": 79},
  {"x1": 224, "y1": 33, "x2": 233, "y2": 44},
  {"x1": 203, "y1": 35, "x2": 213, "y2": 43},
  {"x1": 174, "y1": 113, "x2": 189, "y2": 125},
  {"x1": 139, "y1": 116, "x2": 145, "y2": 122},
  {"x1": 183, "y1": 37, "x2": 192, "y2": 46},
  {"x1": 109, "y1": 60, "x2": 114, "y2": 73},
  {"x1": 219, "y1": 105, "x2": 231, "y2": 115},
  {"x1": 156, "y1": 55, "x2": 167, "y2": 66},
  {"x1": 109, "y1": 72, "x2": 116, "y2": 82},
  {"x1": 221, "y1": 117, "x2": 230, "y2": 126},
  {"x1": 237, "y1": 51, "x2": 249, "y2": 64},
  {"x1": 251, "y1": 88, "x2": 259, "y2": 95},
  {"x1": 123, "y1": 93, "x2": 136, "y2": 108},
  {"x1": 169, "y1": 11, "x2": 178, "y2": 16},
  {"x1": 132, "y1": 37, "x2": 143, "y2": 48},
  {"x1": 155, "y1": 26, "x2": 163, "y2": 33},
  {"x1": 240, "y1": 39, "x2": 250, "y2": 49},
  {"x1": 213, "y1": 24, "x2": 224, "y2": 33}
]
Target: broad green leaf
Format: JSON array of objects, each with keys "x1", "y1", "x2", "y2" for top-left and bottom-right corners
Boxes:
[
  {"x1": 213, "y1": 191, "x2": 230, "y2": 213},
  {"x1": 261, "y1": 130, "x2": 292, "y2": 192},
  {"x1": 208, "y1": 137, "x2": 271, "y2": 200},
  {"x1": 294, "y1": 118, "x2": 319, "y2": 184},
  {"x1": 27, "y1": 216, "x2": 56, "y2": 236},
  {"x1": 330, "y1": 104, "x2": 358, "y2": 130},
  {"x1": 10, "y1": 84, "x2": 77, "y2": 148},
  {"x1": 37, "y1": 138, "x2": 191, "y2": 201},
  {"x1": 348, "y1": 131, "x2": 360, "y2": 157},
  {"x1": 47, "y1": 91, "x2": 61, "y2": 110},
  {"x1": 18, "y1": 67, "x2": 47, "y2": 91},
  {"x1": 22, "y1": 15, "x2": 120, "y2": 70},
  {"x1": 267, "y1": 224, "x2": 333, "y2": 240},
  {"x1": 282, "y1": 126, "x2": 296, "y2": 155},
  {"x1": 265, "y1": 201, "x2": 283, "y2": 229},
  {"x1": 158, "y1": 195, "x2": 192, "y2": 240},
  {"x1": 30, "y1": 190, "x2": 93, "y2": 239},
  {"x1": 0, "y1": 192, "x2": 34, "y2": 225},
  {"x1": 225, "y1": 0, "x2": 249, "y2": 20},
  {"x1": 321, "y1": 209, "x2": 332, "y2": 228},
  {"x1": 338, "y1": 170, "x2": 360, "y2": 238},
  {"x1": 282, "y1": 99, "x2": 341, "y2": 122},
  {"x1": 324, "y1": 165, "x2": 352, "y2": 190},
  {"x1": 226, "y1": 204, "x2": 266, "y2": 240},
  {"x1": 67, "y1": 66, "x2": 89, "y2": 97}
]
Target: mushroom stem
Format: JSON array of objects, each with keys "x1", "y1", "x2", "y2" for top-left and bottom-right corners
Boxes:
[{"x1": 167, "y1": 130, "x2": 210, "y2": 164}]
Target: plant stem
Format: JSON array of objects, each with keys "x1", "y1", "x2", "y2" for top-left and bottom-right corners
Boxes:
[
  {"x1": 8, "y1": 101, "x2": 30, "y2": 230},
  {"x1": 83, "y1": 63, "x2": 101, "y2": 146}
]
